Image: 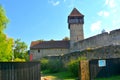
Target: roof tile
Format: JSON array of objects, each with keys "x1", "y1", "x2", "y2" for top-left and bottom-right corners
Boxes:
[
  {"x1": 69, "y1": 8, "x2": 84, "y2": 17},
  {"x1": 30, "y1": 40, "x2": 70, "y2": 49}
]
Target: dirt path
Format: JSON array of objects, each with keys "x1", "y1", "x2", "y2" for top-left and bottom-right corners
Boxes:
[{"x1": 41, "y1": 76, "x2": 57, "y2": 80}]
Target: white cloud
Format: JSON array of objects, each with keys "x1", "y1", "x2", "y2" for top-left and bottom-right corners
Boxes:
[
  {"x1": 105, "y1": 0, "x2": 116, "y2": 8},
  {"x1": 105, "y1": 0, "x2": 109, "y2": 5},
  {"x1": 53, "y1": 1, "x2": 60, "y2": 6},
  {"x1": 91, "y1": 21, "x2": 101, "y2": 32},
  {"x1": 49, "y1": 0, "x2": 60, "y2": 6},
  {"x1": 63, "y1": 0, "x2": 66, "y2": 2},
  {"x1": 98, "y1": 11, "x2": 110, "y2": 17}
]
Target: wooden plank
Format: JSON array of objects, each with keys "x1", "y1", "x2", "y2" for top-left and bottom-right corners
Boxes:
[
  {"x1": 79, "y1": 60, "x2": 90, "y2": 80},
  {"x1": 0, "y1": 62, "x2": 40, "y2": 80}
]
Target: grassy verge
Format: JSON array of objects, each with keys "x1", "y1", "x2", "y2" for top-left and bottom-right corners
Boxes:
[
  {"x1": 95, "y1": 75, "x2": 120, "y2": 80},
  {"x1": 41, "y1": 71, "x2": 77, "y2": 80}
]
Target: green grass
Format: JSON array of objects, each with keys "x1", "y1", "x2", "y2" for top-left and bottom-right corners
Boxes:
[
  {"x1": 95, "y1": 75, "x2": 120, "y2": 80},
  {"x1": 41, "y1": 70, "x2": 77, "y2": 80}
]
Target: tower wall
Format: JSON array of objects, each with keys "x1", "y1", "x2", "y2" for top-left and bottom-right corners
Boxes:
[
  {"x1": 68, "y1": 8, "x2": 84, "y2": 52},
  {"x1": 70, "y1": 23, "x2": 84, "y2": 51}
]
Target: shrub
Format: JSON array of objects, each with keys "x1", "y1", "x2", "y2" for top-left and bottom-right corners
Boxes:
[
  {"x1": 14, "y1": 58, "x2": 25, "y2": 62},
  {"x1": 41, "y1": 58, "x2": 64, "y2": 73},
  {"x1": 47, "y1": 59, "x2": 64, "y2": 73},
  {"x1": 40, "y1": 58, "x2": 49, "y2": 71},
  {"x1": 67, "y1": 59, "x2": 79, "y2": 77},
  {"x1": 67, "y1": 57, "x2": 86, "y2": 77}
]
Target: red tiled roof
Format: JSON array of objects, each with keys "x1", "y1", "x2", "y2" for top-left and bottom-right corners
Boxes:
[
  {"x1": 30, "y1": 40, "x2": 70, "y2": 49},
  {"x1": 69, "y1": 8, "x2": 84, "y2": 17}
]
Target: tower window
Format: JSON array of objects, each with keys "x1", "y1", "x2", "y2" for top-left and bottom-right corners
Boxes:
[
  {"x1": 77, "y1": 36, "x2": 78, "y2": 40},
  {"x1": 38, "y1": 49, "x2": 40, "y2": 53}
]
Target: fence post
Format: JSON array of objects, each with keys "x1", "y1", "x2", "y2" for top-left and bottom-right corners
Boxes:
[{"x1": 79, "y1": 60, "x2": 90, "y2": 80}]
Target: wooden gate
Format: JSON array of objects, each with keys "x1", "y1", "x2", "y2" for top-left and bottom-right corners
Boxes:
[
  {"x1": 0, "y1": 62, "x2": 40, "y2": 80},
  {"x1": 89, "y1": 58, "x2": 120, "y2": 79}
]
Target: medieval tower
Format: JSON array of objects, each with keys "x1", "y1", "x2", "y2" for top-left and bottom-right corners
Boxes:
[
  {"x1": 30, "y1": 8, "x2": 120, "y2": 60},
  {"x1": 68, "y1": 8, "x2": 84, "y2": 51}
]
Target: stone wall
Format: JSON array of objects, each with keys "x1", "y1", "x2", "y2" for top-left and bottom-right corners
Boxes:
[
  {"x1": 30, "y1": 48, "x2": 69, "y2": 60},
  {"x1": 73, "y1": 29, "x2": 120, "y2": 52},
  {"x1": 42, "y1": 45, "x2": 120, "y2": 66},
  {"x1": 31, "y1": 29, "x2": 120, "y2": 60},
  {"x1": 62, "y1": 45, "x2": 120, "y2": 63}
]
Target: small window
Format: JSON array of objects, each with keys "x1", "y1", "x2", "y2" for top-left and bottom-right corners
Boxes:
[
  {"x1": 77, "y1": 36, "x2": 79, "y2": 40},
  {"x1": 38, "y1": 49, "x2": 40, "y2": 53}
]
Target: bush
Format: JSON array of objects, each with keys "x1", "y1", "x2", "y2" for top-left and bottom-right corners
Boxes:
[
  {"x1": 40, "y1": 58, "x2": 49, "y2": 71},
  {"x1": 47, "y1": 59, "x2": 64, "y2": 73},
  {"x1": 67, "y1": 57, "x2": 86, "y2": 77},
  {"x1": 67, "y1": 59, "x2": 79, "y2": 77},
  {"x1": 14, "y1": 58, "x2": 25, "y2": 62},
  {"x1": 40, "y1": 58, "x2": 64, "y2": 73}
]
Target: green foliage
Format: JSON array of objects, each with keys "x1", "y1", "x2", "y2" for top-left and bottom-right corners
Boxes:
[
  {"x1": 14, "y1": 58, "x2": 25, "y2": 62},
  {"x1": 47, "y1": 59, "x2": 64, "y2": 73},
  {"x1": 0, "y1": 5, "x2": 28, "y2": 62},
  {"x1": 0, "y1": 5, "x2": 9, "y2": 32},
  {"x1": 24, "y1": 52, "x2": 29, "y2": 61},
  {"x1": 38, "y1": 39, "x2": 44, "y2": 42},
  {"x1": 41, "y1": 58, "x2": 49, "y2": 70},
  {"x1": 50, "y1": 39, "x2": 54, "y2": 41},
  {"x1": 41, "y1": 57, "x2": 86, "y2": 78},
  {"x1": 41, "y1": 58, "x2": 64, "y2": 73},
  {"x1": 0, "y1": 5, "x2": 14, "y2": 61},
  {"x1": 67, "y1": 59, "x2": 79, "y2": 77},
  {"x1": 62, "y1": 37, "x2": 69, "y2": 41},
  {"x1": 42, "y1": 71, "x2": 76, "y2": 80},
  {"x1": 67, "y1": 57, "x2": 86, "y2": 77},
  {"x1": 13, "y1": 39, "x2": 28, "y2": 61},
  {"x1": 95, "y1": 75, "x2": 120, "y2": 80}
]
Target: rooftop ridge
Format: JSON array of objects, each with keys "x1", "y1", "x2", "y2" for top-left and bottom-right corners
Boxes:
[
  {"x1": 30, "y1": 40, "x2": 70, "y2": 49},
  {"x1": 69, "y1": 8, "x2": 84, "y2": 17}
]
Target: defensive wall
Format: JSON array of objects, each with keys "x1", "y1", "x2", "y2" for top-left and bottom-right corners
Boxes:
[
  {"x1": 73, "y1": 28, "x2": 120, "y2": 52},
  {"x1": 43, "y1": 45, "x2": 120, "y2": 64},
  {"x1": 63, "y1": 45, "x2": 120, "y2": 62},
  {"x1": 42, "y1": 29, "x2": 120, "y2": 63}
]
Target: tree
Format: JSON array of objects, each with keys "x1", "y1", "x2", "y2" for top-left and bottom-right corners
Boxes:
[
  {"x1": 38, "y1": 39, "x2": 44, "y2": 42},
  {"x1": 50, "y1": 39, "x2": 54, "y2": 41},
  {"x1": 62, "y1": 37, "x2": 69, "y2": 41},
  {"x1": 13, "y1": 39, "x2": 28, "y2": 60},
  {"x1": 0, "y1": 5, "x2": 14, "y2": 61}
]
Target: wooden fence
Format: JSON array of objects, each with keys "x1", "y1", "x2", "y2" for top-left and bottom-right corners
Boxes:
[
  {"x1": 0, "y1": 62, "x2": 40, "y2": 80},
  {"x1": 89, "y1": 58, "x2": 120, "y2": 79}
]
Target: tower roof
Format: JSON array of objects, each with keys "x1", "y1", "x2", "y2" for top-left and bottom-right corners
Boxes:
[{"x1": 69, "y1": 8, "x2": 84, "y2": 17}]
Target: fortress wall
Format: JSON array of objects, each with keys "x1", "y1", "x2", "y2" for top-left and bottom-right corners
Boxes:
[
  {"x1": 62, "y1": 45, "x2": 120, "y2": 64},
  {"x1": 44, "y1": 45, "x2": 120, "y2": 68},
  {"x1": 60, "y1": 29, "x2": 120, "y2": 64},
  {"x1": 74, "y1": 29, "x2": 120, "y2": 51},
  {"x1": 74, "y1": 32, "x2": 110, "y2": 51},
  {"x1": 109, "y1": 29, "x2": 120, "y2": 45}
]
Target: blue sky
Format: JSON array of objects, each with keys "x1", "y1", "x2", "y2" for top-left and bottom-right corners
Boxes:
[{"x1": 0, "y1": 0, "x2": 120, "y2": 49}]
